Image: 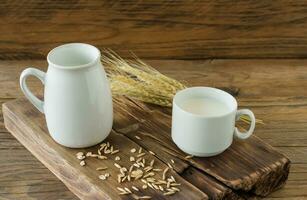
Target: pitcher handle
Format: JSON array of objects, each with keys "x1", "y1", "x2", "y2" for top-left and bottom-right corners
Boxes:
[{"x1": 20, "y1": 68, "x2": 46, "y2": 113}]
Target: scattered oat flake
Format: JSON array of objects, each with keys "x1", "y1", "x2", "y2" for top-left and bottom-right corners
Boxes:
[
  {"x1": 185, "y1": 155, "x2": 193, "y2": 159},
  {"x1": 167, "y1": 162, "x2": 173, "y2": 169},
  {"x1": 99, "y1": 175, "x2": 106, "y2": 180},
  {"x1": 132, "y1": 194, "x2": 140, "y2": 200},
  {"x1": 117, "y1": 187, "x2": 126, "y2": 193},
  {"x1": 136, "y1": 157, "x2": 142, "y2": 163},
  {"x1": 143, "y1": 172, "x2": 155, "y2": 178},
  {"x1": 171, "y1": 175, "x2": 176, "y2": 182},
  {"x1": 150, "y1": 159, "x2": 155, "y2": 167},
  {"x1": 144, "y1": 166, "x2": 152, "y2": 172},
  {"x1": 76, "y1": 152, "x2": 83, "y2": 157},
  {"x1": 124, "y1": 187, "x2": 132, "y2": 193},
  {"x1": 158, "y1": 180, "x2": 168, "y2": 184},
  {"x1": 140, "y1": 196, "x2": 152, "y2": 199},
  {"x1": 167, "y1": 181, "x2": 171, "y2": 188},
  {"x1": 86, "y1": 152, "x2": 92, "y2": 157},
  {"x1": 149, "y1": 151, "x2": 155, "y2": 155},
  {"x1": 164, "y1": 191, "x2": 175, "y2": 196},
  {"x1": 142, "y1": 184, "x2": 148, "y2": 189},
  {"x1": 135, "y1": 135, "x2": 141, "y2": 140},
  {"x1": 80, "y1": 160, "x2": 86, "y2": 166},
  {"x1": 129, "y1": 165, "x2": 134, "y2": 172},
  {"x1": 117, "y1": 175, "x2": 122, "y2": 183},
  {"x1": 162, "y1": 167, "x2": 169, "y2": 180},
  {"x1": 120, "y1": 168, "x2": 127, "y2": 175},
  {"x1": 146, "y1": 177, "x2": 155, "y2": 183},
  {"x1": 114, "y1": 163, "x2": 121, "y2": 168},
  {"x1": 167, "y1": 178, "x2": 173, "y2": 183},
  {"x1": 153, "y1": 183, "x2": 159, "y2": 190},
  {"x1": 171, "y1": 159, "x2": 175, "y2": 164},
  {"x1": 130, "y1": 156, "x2": 135, "y2": 162},
  {"x1": 90, "y1": 154, "x2": 98, "y2": 158},
  {"x1": 138, "y1": 147, "x2": 142, "y2": 153},
  {"x1": 76, "y1": 152, "x2": 85, "y2": 160},
  {"x1": 96, "y1": 167, "x2": 108, "y2": 171},
  {"x1": 171, "y1": 187, "x2": 180, "y2": 192},
  {"x1": 111, "y1": 149, "x2": 120, "y2": 154},
  {"x1": 99, "y1": 146, "x2": 104, "y2": 151},
  {"x1": 131, "y1": 148, "x2": 136, "y2": 153},
  {"x1": 131, "y1": 169, "x2": 143, "y2": 178},
  {"x1": 98, "y1": 155, "x2": 107, "y2": 160},
  {"x1": 147, "y1": 183, "x2": 154, "y2": 189},
  {"x1": 115, "y1": 156, "x2": 120, "y2": 161},
  {"x1": 137, "y1": 153, "x2": 146, "y2": 158},
  {"x1": 122, "y1": 176, "x2": 127, "y2": 182},
  {"x1": 132, "y1": 186, "x2": 139, "y2": 191}
]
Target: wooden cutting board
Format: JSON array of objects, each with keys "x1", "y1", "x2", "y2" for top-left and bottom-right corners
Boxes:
[{"x1": 2, "y1": 97, "x2": 290, "y2": 199}]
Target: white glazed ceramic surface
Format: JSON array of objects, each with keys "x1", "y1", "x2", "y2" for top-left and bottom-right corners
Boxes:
[
  {"x1": 172, "y1": 87, "x2": 255, "y2": 157},
  {"x1": 20, "y1": 43, "x2": 113, "y2": 148}
]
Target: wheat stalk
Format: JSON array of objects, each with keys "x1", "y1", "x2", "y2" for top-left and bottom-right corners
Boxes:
[{"x1": 102, "y1": 49, "x2": 261, "y2": 125}]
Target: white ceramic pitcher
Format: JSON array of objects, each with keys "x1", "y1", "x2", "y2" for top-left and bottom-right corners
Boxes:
[{"x1": 20, "y1": 43, "x2": 113, "y2": 148}]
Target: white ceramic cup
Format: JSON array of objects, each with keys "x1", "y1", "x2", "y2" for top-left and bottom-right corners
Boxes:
[
  {"x1": 20, "y1": 43, "x2": 113, "y2": 148},
  {"x1": 171, "y1": 87, "x2": 256, "y2": 157}
]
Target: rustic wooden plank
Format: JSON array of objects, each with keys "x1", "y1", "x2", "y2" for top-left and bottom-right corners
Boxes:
[
  {"x1": 3, "y1": 98, "x2": 208, "y2": 200},
  {"x1": 0, "y1": 101, "x2": 234, "y2": 200},
  {"x1": 112, "y1": 99, "x2": 244, "y2": 199},
  {"x1": 112, "y1": 96, "x2": 290, "y2": 197},
  {"x1": 113, "y1": 98, "x2": 188, "y2": 172},
  {"x1": 2, "y1": 96, "x2": 291, "y2": 199},
  {"x1": 0, "y1": 128, "x2": 77, "y2": 199},
  {"x1": 181, "y1": 167, "x2": 243, "y2": 200},
  {"x1": 2, "y1": 1, "x2": 307, "y2": 60}
]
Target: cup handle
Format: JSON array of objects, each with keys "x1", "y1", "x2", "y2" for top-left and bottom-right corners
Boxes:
[
  {"x1": 20, "y1": 68, "x2": 46, "y2": 113},
  {"x1": 234, "y1": 109, "x2": 255, "y2": 139}
]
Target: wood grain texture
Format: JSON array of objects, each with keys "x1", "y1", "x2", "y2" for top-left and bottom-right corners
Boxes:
[
  {"x1": 112, "y1": 97, "x2": 290, "y2": 196},
  {"x1": 2, "y1": 1, "x2": 307, "y2": 60},
  {"x1": 3, "y1": 96, "x2": 289, "y2": 199},
  {"x1": 3, "y1": 98, "x2": 208, "y2": 200},
  {"x1": 0, "y1": 147, "x2": 77, "y2": 200},
  {"x1": 0, "y1": 60, "x2": 307, "y2": 199}
]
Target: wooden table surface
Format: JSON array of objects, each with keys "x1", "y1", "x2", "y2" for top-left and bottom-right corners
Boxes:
[
  {"x1": 0, "y1": 59, "x2": 306, "y2": 199},
  {"x1": 2, "y1": 0, "x2": 307, "y2": 60}
]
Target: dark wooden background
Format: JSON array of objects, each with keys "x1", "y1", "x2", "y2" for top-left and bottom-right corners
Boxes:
[{"x1": 2, "y1": 0, "x2": 307, "y2": 60}]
